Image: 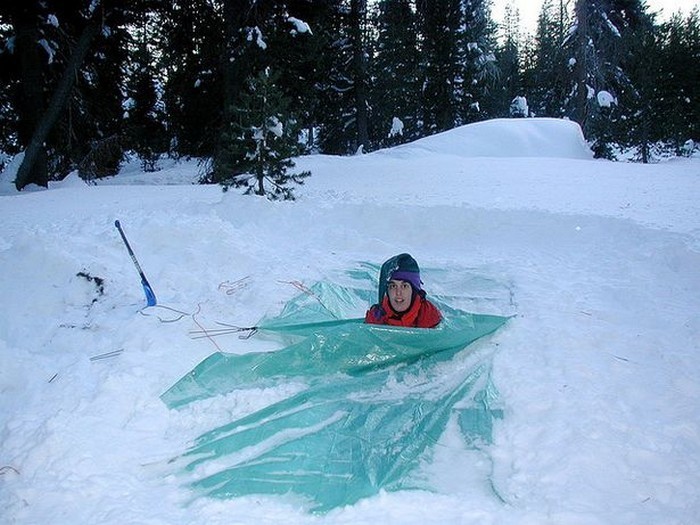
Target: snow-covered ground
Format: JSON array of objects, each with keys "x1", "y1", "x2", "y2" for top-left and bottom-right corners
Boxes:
[{"x1": 1, "y1": 118, "x2": 699, "y2": 524}]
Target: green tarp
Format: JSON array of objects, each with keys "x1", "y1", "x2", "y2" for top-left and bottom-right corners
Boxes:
[{"x1": 162, "y1": 271, "x2": 510, "y2": 512}]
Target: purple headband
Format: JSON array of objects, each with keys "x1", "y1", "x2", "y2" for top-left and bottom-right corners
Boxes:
[{"x1": 390, "y1": 270, "x2": 422, "y2": 291}]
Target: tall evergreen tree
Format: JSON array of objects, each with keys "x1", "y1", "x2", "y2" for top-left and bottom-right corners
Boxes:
[
  {"x1": 563, "y1": 0, "x2": 650, "y2": 156},
  {"x1": 613, "y1": 7, "x2": 660, "y2": 162},
  {"x1": 124, "y1": 9, "x2": 168, "y2": 171},
  {"x1": 656, "y1": 8, "x2": 700, "y2": 153},
  {"x1": 73, "y1": 6, "x2": 130, "y2": 180},
  {"x1": 263, "y1": 1, "x2": 326, "y2": 150},
  {"x1": 417, "y1": 0, "x2": 498, "y2": 132},
  {"x1": 349, "y1": 0, "x2": 370, "y2": 151},
  {"x1": 682, "y1": 7, "x2": 700, "y2": 149},
  {"x1": 161, "y1": 0, "x2": 225, "y2": 158},
  {"x1": 313, "y1": 0, "x2": 373, "y2": 154},
  {"x1": 0, "y1": 8, "x2": 25, "y2": 170},
  {"x1": 370, "y1": 0, "x2": 421, "y2": 146},
  {"x1": 315, "y1": 1, "x2": 361, "y2": 154},
  {"x1": 457, "y1": 0, "x2": 499, "y2": 124},
  {"x1": 490, "y1": 1, "x2": 524, "y2": 118},
  {"x1": 2, "y1": 1, "x2": 57, "y2": 187},
  {"x1": 523, "y1": 0, "x2": 571, "y2": 117},
  {"x1": 417, "y1": 0, "x2": 462, "y2": 133}
]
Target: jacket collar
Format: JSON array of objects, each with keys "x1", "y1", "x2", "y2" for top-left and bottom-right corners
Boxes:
[{"x1": 381, "y1": 294, "x2": 422, "y2": 326}]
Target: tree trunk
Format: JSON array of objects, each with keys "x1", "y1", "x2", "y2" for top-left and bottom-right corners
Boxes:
[{"x1": 15, "y1": 22, "x2": 99, "y2": 191}]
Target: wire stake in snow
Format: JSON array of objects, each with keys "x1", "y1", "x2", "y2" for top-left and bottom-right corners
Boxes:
[
  {"x1": 139, "y1": 304, "x2": 189, "y2": 323},
  {"x1": 90, "y1": 349, "x2": 125, "y2": 361},
  {"x1": 188, "y1": 322, "x2": 259, "y2": 340},
  {"x1": 0, "y1": 466, "x2": 20, "y2": 476},
  {"x1": 114, "y1": 220, "x2": 157, "y2": 307}
]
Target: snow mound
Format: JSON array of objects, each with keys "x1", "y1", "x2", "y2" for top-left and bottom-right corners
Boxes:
[
  {"x1": 0, "y1": 152, "x2": 22, "y2": 195},
  {"x1": 381, "y1": 118, "x2": 593, "y2": 160},
  {"x1": 49, "y1": 171, "x2": 89, "y2": 189}
]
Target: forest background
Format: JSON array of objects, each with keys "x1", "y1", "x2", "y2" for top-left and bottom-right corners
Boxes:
[{"x1": 1, "y1": 0, "x2": 698, "y2": 196}]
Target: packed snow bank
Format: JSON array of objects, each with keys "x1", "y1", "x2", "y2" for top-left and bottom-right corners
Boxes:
[{"x1": 380, "y1": 118, "x2": 594, "y2": 160}]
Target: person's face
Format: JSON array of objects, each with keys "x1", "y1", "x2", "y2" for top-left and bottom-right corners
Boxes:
[{"x1": 387, "y1": 279, "x2": 413, "y2": 313}]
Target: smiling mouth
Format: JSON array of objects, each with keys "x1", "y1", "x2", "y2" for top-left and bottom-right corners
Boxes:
[{"x1": 391, "y1": 297, "x2": 410, "y2": 312}]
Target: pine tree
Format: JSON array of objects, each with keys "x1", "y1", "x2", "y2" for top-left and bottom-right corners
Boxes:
[
  {"x1": 2, "y1": 1, "x2": 51, "y2": 187},
  {"x1": 75, "y1": 7, "x2": 129, "y2": 179},
  {"x1": 457, "y1": 0, "x2": 499, "y2": 124},
  {"x1": 417, "y1": 0, "x2": 498, "y2": 132},
  {"x1": 124, "y1": 12, "x2": 167, "y2": 172},
  {"x1": 657, "y1": 8, "x2": 700, "y2": 153},
  {"x1": 313, "y1": 0, "x2": 373, "y2": 154},
  {"x1": 563, "y1": 0, "x2": 651, "y2": 157},
  {"x1": 350, "y1": 0, "x2": 370, "y2": 151},
  {"x1": 161, "y1": 0, "x2": 225, "y2": 158},
  {"x1": 262, "y1": 2, "x2": 323, "y2": 151},
  {"x1": 613, "y1": 8, "x2": 660, "y2": 162},
  {"x1": 417, "y1": 0, "x2": 462, "y2": 132},
  {"x1": 0, "y1": 10, "x2": 21, "y2": 170},
  {"x1": 523, "y1": 0, "x2": 571, "y2": 117},
  {"x1": 210, "y1": 68, "x2": 310, "y2": 200},
  {"x1": 683, "y1": 7, "x2": 700, "y2": 150},
  {"x1": 314, "y1": 1, "x2": 359, "y2": 154},
  {"x1": 371, "y1": 0, "x2": 421, "y2": 146},
  {"x1": 491, "y1": 2, "x2": 524, "y2": 118}
]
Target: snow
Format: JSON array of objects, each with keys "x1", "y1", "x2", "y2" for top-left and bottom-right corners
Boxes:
[
  {"x1": 597, "y1": 90, "x2": 617, "y2": 108},
  {"x1": 603, "y1": 13, "x2": 622, "y2": 38},
  {"x1": 510, "y1": 96, "x2": 528, "y2": 117},
  {"x1": 1, "y1": 118, "x2": 700, "y2": 524},
  {"x1": 288, "y1": 17, "x2": 312, "y2": 35},
  {"x1": 267, "y1": 116, "x2": 284, "y2": 138},
  {"x1": 247, "y1": 26, "x2": 268, "y2": 50},
  {"x1": 38, "y1": 39, "x2": 56, "y2": 64},
  {"x1": 389, "y1": 117, "x2": 404, "y2": 138}
]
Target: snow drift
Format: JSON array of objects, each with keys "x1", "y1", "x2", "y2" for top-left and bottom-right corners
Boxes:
[
  {"x1": 381, "y1": 118, "x2": 594, "y2": 160},
  {"x1": 1, "y1": 118, "x2": 699, "y2": 524}
]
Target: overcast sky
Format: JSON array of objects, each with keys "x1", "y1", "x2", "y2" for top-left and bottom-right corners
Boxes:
[{"x1": 492, "y1": 0, "x2": 699, "y2": 33}]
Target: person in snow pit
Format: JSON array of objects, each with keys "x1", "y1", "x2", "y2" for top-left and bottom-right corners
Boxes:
[{"x1": 364, "y1": 253, "x2": 442, "y2": 328}]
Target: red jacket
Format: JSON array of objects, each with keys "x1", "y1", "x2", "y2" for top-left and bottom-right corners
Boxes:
[{"x1": 364, "y1": 293, "x2": 442, "y2": 328}]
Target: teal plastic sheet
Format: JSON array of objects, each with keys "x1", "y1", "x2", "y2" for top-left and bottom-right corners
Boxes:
[{"x1": 163, "y1": 274, "x2": 510, "y2": 511}]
